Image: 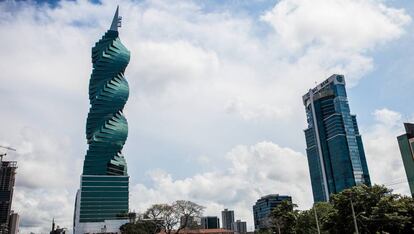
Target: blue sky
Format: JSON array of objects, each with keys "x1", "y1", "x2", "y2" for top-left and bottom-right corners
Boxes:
[
  {"x1": 0, "y1": 0, "x2": 413, "y2": 232},
  {"x1": 349, "y1": 0, "x2": 414, "y2": 122}
]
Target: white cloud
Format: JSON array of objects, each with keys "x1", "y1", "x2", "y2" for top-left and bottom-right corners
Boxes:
[
  {"x1": 130, "y1": 41, "x2": 220, "y2": 95},
  {"x1": 373, "y1": 108, "x2": 403, "y2": 126},
  {"x1": 262, "y1": 0, "x2": 411, "y2": 51},
  {"x1": 364, "y1": 108, "x2": 411, "y2": 195},
  {"x1": 130, "y1": 142, "x2": 312, "y2": 231},
  {"x1": 13, "y1": 188, "x2": 74, "y2": 234},
  {"x1": 0, "y1": 127, "x2": 82, "y2": 233},
  {"x1": 261, "y1": 0, "x2": 410, "y2": 86}
]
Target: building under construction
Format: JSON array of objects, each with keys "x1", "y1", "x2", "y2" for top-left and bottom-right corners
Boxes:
[{"x1": 0, "y1": 160, "x2": 17, "y2": 234}]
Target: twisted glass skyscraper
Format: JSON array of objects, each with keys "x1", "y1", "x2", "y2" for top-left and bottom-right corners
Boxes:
[
  {"x1": 303, "y1": 74, "x2": 371, "y2": 202},
  {"x1": 74, "y1": 7, "x2": 130, "y2": 233}
]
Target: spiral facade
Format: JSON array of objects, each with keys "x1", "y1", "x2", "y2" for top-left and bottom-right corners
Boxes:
[
  {"x1": 83, "y1": 28, "x2": 130, "y2": 176},
  {"x1": 75, "y1": 8, "x2": 130, "y2": 227}
]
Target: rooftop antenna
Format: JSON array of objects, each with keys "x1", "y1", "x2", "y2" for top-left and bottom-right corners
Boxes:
[
  {"x1": 110, "y1": 6, "x2": 122, "y2": 31},
  {"x1": 0, "y1": 145, "x2": 16, "y2": 162}
]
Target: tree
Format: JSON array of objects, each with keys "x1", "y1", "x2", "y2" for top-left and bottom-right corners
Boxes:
[
  {"x1": 326, "y1": 184, "x2": 414, "y2": 233},
  {"x1": 143, "y1": 200, "x2": 205, "y2": 234},
  {"x1": 368, "y1": 194, "x2": 412, "y2": 233},
  {"x1": 296, "y1": 202, "x2": 334, "y2": 234},
  {"x1": 173, "y1": 200, "x2": 204, "y2": 233},
  {"x1": 145, "y1": 204, "x2": 178, "y2": 234},
  {"x1": 120, "y1": 213, "x2": 162, "y2": 234},
  {"x1": 254, "y1": 229, "x2": 272, "y2": 234},
  {"x1": 270, "y1": 200, "x2": 298, "y2": 234},
  {"x1": 262, "y1": 185, "x2": 413, "y2": 233},
  {"x1": 398, "y1": 196, "x2": 414, "y2": 233}
]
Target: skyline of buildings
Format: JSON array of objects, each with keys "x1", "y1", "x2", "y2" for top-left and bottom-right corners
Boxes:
[
  {"x1": 0, "y1": 0, "x2": 414, "y2": 232},
  {"x1": 303, "y1": 74, "x2": 371, "y2": 202},
  {"x1": 397, "y1": 123, "x2": 414, "y2": 197},
  {"x1": 73, "y1": 7, "x2": 131, "y2": 234}
]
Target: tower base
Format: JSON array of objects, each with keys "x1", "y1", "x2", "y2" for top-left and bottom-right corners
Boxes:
[{"x1": 74, "y1": 219, "x2": 128, "y2": 234}]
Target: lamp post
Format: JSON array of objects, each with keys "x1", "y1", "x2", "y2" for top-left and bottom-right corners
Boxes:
[
  {"x1": 350, "y1": 199, "x2": 359, "y2": 234},
  {"x1": 313, "y1": 205, "x2": 321, "y2": 234}
]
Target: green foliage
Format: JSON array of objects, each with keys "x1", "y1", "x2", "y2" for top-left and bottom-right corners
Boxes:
[
  {"x1": 296, "y1": 202, "x2": 333, "y2": 234},
  {"x1": 326, "y1": 184, "x2": 414, "y2": 233},
  {"x1": 127, "y1": 200, "x2": 204, "y2": 234},
  {"x1": 254, "y1": 229, "x2": 272, "y2": 234},
  {"x1": 265, "y1": 185, "x2": 414, "y2": 234},
  {"x1": 120, "y1": 220, "x2": 161, "y2": 234},
  {"x1": 270, "y1": 200, "x2": 298, "y2": 234}
]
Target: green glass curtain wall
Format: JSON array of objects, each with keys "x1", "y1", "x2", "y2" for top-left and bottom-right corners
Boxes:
[{"x1": 79, "y1": 21, "x2": 130, "y2": 223}]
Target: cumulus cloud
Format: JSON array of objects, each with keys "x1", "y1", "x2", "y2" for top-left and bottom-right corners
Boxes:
[
  {"x1": 373, "y1": 108, "x2": 403, "y2": 126},
  {"x1": 364, "y1": 108, "x2": 412, "y2": 195},
  {"x1": 130, "y1": 142, "x2": 312, "y2": 231},
  {"x1": 0, "y1": 127, "x2": 82, "y2": 233},
  {"x1": 261, "y1": 0, "x2": 411, "y2": 86},
  {"x1": 262, "y1": 0, "x2": 411, "y2": 51},
  {"x1": 0, "y1": 0, "x2": 411, "y2": 232}
]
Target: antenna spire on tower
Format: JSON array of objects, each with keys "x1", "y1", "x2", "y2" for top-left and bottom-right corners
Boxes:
[{"x1": 110, "y1": 6, "x2": 122, "y2": 31}]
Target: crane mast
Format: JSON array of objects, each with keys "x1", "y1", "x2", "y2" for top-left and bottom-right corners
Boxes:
[{"x1": 0, "y1": 146, "x2": 16, "y2": 162}]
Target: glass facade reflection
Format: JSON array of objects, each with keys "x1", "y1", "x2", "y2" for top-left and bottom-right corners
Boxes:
[
  {"x1": 252, "y1": 194, "x2": 291, "y2": 231},
  {"x1": 302, "y1": 74, "x2": 371, "y2": 202},
  {"x1": 201, "y1": 216, "x2": 220, "y2": 229}
]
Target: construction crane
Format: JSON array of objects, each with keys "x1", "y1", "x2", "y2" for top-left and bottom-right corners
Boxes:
[{"x1": 0, "y1": 145, "x2": 16, "y2": 162}]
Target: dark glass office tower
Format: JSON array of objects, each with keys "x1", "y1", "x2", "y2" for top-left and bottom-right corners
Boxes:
[
  {"x1": 201, "y1": 216, "x2": 220, "y2": 229},
  {"x1": 303, "y1": 74, "x2": 371, "y2": 202},
  {"x1": 74, "y1": 7, "x2": 130, "y2": 233},
  {"x1": 253, "y1": 194, "x2": 291, "y2": 231},
  {"x1": 397, "y1": 123, "x2": 414, "y2": 197}
]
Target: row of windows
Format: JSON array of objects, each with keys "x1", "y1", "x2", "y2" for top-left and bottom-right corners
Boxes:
[
  {"x1": 82, "y1": 186, "x2": 128, "y2": 192},
  {"x1": 81, "y1": 192, "x2": 128, "y2": 198},
  {"x1": 81, "y1": 198, "x2": 128, "y2": 203},
  {"x1": 80, "y1": 212, "x2": 128, "y2": 218},
  {"x1": 80, "y1": 204, "x2": 128, "y2": 209},
  {"x1": 82, "y1": 176, "x2": 129, "y2": 181},
  {"x1": 79, "y1": 217, "x2": 127, "y2": 222},
  {"x1": 80, "y1": 208, "x2": 128, "y2": 215}
]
